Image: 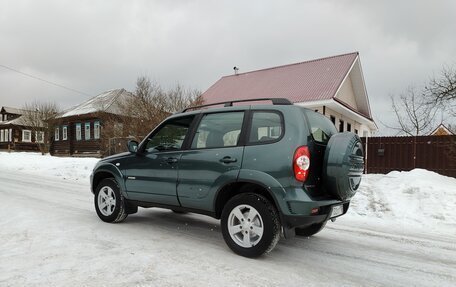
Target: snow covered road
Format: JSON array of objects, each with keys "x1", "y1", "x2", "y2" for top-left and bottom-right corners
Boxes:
[{"x1": 1, "y1": 169, "x2": 455, "y2": 286}]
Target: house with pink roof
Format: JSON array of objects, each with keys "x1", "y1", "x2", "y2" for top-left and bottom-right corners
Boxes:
[{"x1": 201, "y1": 52, "x2": 377, "y2": 137}]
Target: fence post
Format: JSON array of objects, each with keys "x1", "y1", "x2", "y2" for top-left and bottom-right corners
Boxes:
[{"x1": 413, "y1": 136, "x2": 417, "y2": 169}]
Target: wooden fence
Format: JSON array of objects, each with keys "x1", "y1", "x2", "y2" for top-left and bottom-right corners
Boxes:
[{"x1": 361, "y1": 135, "x2": 456, "y2": 177}]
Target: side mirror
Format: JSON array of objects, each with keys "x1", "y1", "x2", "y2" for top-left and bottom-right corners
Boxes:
[{"x1": 127, "y1": 140, "x2": 139, "y2": 153}]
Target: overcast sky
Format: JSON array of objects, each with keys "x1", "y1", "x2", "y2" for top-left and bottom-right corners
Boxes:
[{"x1": 1, "y1": 0, "x2": 455, "y2": 134}]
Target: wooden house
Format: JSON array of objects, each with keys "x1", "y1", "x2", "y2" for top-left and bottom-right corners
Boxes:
[
  {"x1": 50, "y1": 89, "x2": 134, "y2": 157},
  {"x1": 430, "y1": 123, "x2": 454, "y2": 136},
  {"x1": 201, "y1": 52, "x2": 377, "y2": 136},
  {"x1": 0, "y1": 107, "x2": 43, "y2": 152}
]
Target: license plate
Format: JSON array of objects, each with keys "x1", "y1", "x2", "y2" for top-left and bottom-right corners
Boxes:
[{"x1": 330, "y1": 204, "x2": 343, "y2": 218}]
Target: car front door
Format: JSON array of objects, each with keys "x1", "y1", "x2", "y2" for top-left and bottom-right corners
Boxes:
[
  {"x1": 124, "y1": 115, "x2": 195, "y2": 206},
  {"x1": 177, "y1": 111, "x2": 246, "y2": 211}
]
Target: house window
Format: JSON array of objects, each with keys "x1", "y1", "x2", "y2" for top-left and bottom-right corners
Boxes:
[
  {"x1": 36, "y1": 131, "x2": 45, "y2": 143},
  {"x1": 63, "y1": 126, "x2": 68, "y2": 140},
  {"x1": 4, "y1": 114, "x2": 7, "y2": 121},
  {"x1": 5, "y1": 129, "x2": 9, "y2": 142},
  {"x1": 94, "y1": 121, "x2": 100, "y2": 139},
  {"x1": 330, "y1": 115, "x2": 336, "y2": 125},
  {"x1": 85, "y1": 122, "x2": 91, "y2": 140},
  {"x1": 355, "y1": 129, "x2": 358, "y2": 135},
  {"x1": 22, "y1": 130, "x2": 32, "y2": 142},
  {"x1": 76, "y1": 123, "x2": 82, "y2": 141},
  {"x1": 347, "y1": 123, "x2": 352, "y2": 132},
  {"x1": 339, "y1": 120, "x2": 344, "y2": 132},
  {"x1": 9, "y1": 129, "x2": 12, "y2": 142},
  {"x1": 0, "y1": 130, "x2": 4, "y2": 142},
  {"x1": 55, "y1": 127, "x2": 59, "y2": 141}
]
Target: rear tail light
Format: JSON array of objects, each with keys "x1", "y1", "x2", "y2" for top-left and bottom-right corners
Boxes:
[{"x1": 293, "y1": 146, "x2": 310, "y2": 182}]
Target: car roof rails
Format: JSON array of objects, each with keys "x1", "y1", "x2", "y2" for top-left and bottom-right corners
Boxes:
[{"x1": 180, "y1": 98, "x2": 292, "y2": 113}]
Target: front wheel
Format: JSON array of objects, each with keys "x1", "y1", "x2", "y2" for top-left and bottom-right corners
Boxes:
[
  {"x1": 295, "y1": 221, "x2": 326, "y2": 237},
  {"x1": 221, "y1": 193, "x2": 281, "y2": 258},
  {"x1": 94, "y1": 178, "x2": 128, "y2": 223}
]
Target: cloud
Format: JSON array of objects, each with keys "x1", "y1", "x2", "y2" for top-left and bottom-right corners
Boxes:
[{"x1": 0, "y1": 0, "x2": 455, "y2": 133}]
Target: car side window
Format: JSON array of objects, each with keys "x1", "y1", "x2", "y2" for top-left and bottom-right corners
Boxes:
[
  {"x1": 248, "y1": 111, "x2": 283, "y2": 144},
  {"x1": 191, "y1": 112, "x2": 244, "y2": 149},
  {"x1": 144, "y1": 116, "x2": 194, "y2": 152}
]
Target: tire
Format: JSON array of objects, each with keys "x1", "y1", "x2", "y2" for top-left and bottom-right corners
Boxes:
[
  {"x1": 221, "y1": 193, "x2": 281, "y2": 258},
  {"x1": 295, "y1": 221, "x2": 326, "y2": 237},
  {"x1": 323, "y1": 132, "x2": 364, "y2": 201},
  {"x1": 94, "y1": 178, "x2": 128, "y2": 223}
]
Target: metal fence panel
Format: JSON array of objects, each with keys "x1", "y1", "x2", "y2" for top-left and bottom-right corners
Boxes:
[{"x1": 362, "y1": 135, "x2": 456, "y2": 178}]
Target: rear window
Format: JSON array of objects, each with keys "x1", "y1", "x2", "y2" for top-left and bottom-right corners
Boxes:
[
  {"x1": 303, "y1": 110, "x2": 337, "y2": 144},
  {"x1": 248, "y1": 111, "x2": 283, "y2": 144}
]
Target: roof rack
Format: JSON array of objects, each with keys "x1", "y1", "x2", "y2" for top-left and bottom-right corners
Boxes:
[{"x1": 180, "y1": 98, "x2": 292, "y2": 113}]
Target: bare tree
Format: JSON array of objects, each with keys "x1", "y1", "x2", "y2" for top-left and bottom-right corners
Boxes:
[
  {"x1": 19, "y1": 101, "x2": 59, "y2": 154},
  {"x1": 100, "y1": 76, "x2": 202, "y2": 156},
  {"x1": 425, "y1": 66, "x2": 456, "y2": 106},
  {"x1": 385, "y1": 86, "x2": 439, "y2": 136}
]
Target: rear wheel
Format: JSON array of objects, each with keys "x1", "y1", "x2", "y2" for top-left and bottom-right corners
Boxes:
[
  {"x1": 94, "y1": 178, "x2": 128, "y2": 223},
  {"x1": 221, "y1": 193, "x2": 280, "y2": 258},
  {"x1": 295, "y1": 221, "x2": 326, "y2": 237}
]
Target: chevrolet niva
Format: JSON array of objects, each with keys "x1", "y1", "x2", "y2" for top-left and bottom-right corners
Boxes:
[{"x1": 91, "y1": 98, "x2": 364, "y2": 258}]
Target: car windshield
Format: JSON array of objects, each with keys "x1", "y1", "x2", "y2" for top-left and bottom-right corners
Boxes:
[{"x1": 303, "y1": 109, "x2": 338, "y2": 144}]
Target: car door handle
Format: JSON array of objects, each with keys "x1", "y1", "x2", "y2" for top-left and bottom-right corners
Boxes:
[
  {"x1": 164, "y1": 157, "x2": 178, "y2": 164},
  {"x1": 219, "y1": 156, "x2": 237, "y2": 164}
]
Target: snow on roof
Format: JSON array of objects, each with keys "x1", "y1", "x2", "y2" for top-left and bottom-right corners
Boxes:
[
  {"x1": 0, "y1": 112, "x2": 45, "y2": 128},
  {"x1": 58, "y1": 89, "x2": 133, "y2": 118},
  {"x1": 430, "y1": 123, "x2": 454, "y2": 136},
  {"x1": 1, "y1": 106, "x2": 25, "y2": 115},
  {"x1": 0, "y1": 116, "x2": 24, "y2": 125}
]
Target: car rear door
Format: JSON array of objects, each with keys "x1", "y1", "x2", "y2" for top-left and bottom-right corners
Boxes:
[{"x1": 177, "y1": 111, "x2": 246, "y2": 211}]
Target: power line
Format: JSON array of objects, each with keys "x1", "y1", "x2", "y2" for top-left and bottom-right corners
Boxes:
[{"x1": 0, "y1": 63, "x2": 92, "y2": 97}]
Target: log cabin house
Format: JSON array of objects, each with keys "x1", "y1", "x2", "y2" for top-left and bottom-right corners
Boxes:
[
  {"x1": 0, "y1": 106, "x2": 44, "y2": 152},
  {"x1": 50, "y1": 88, "x2": 134, "y2": 157}
]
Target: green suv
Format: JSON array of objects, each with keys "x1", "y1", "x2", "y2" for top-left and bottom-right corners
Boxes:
[{"x1": 91, "y1": 98, "x2": 364, "y2": 257}]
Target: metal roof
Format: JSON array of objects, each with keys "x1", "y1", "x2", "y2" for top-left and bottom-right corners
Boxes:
[
  {"x1": 1, "y1": 106, "x2": 25, "y2": 115},
  {"x1": 202, "y1": 52, "x2": 359, "y2": 105},
  {"x1": 57, "y1": 89, "x2": 133, "y2": 118}
]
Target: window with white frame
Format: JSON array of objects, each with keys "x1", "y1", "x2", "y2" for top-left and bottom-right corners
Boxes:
[
  {"x1": 22, "y1": 130, "x2": 31, "y2": 142},
  {"x1": 5, "y1": 129, "x2": 9, "y2": 142},
  {"x1": 94, "y1": 121, "x2": 100, "y2": 139},
  {"x1": 36, "y1": 131, "x2": 44, "y2": 143},
  {"x1": 55, "y1": 127, "x2": 59, "y2": 141},
  {"x1": 0, "y1": 130, "x2": 4, "y2": 142},
  {"x1": 85, "y1": 122, "x2": 91, "y2": 140},
  {"x1": 63, "y1": 126, "x2": 68, "y2": 140},
  {"x1": 9, "y1": 129, "x2": 12, "y2": 142},
  {"x1": 76, "y1": 123, "x2": 82, "y2": 140}
]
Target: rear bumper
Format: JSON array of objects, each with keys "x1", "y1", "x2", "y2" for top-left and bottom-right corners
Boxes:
[
  {"x1": 282, "y1": 213, "x2": 328, "y2": 228},
  {"x1": 281, "y1": 201, "x2": 350, "y2": 238}
]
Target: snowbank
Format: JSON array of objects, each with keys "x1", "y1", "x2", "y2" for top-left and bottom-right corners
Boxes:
[
  {"x1": 0, "y1": 152, "x2": 98, "y2": 182},
  {"x1": 348, "y1": 169, "x2": 456, "y2": 233}
]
